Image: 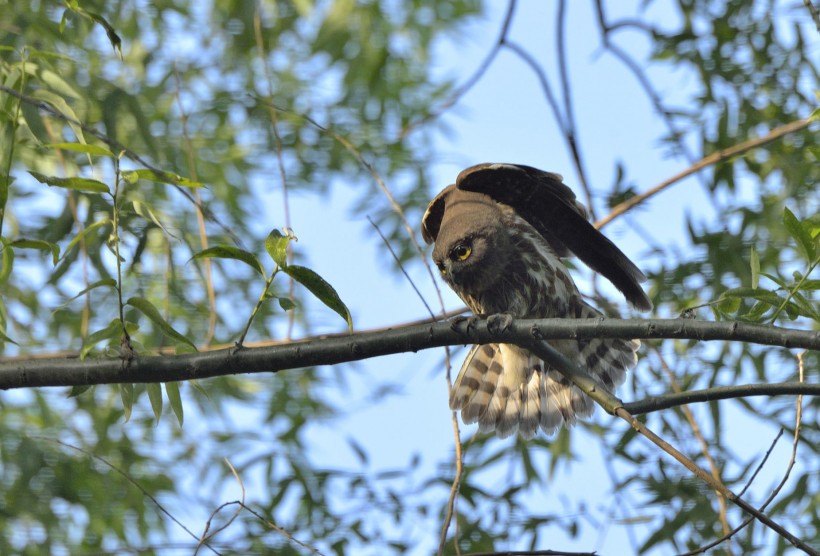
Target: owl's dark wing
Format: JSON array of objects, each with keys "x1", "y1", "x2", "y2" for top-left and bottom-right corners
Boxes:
[
  {"x1": 420, "y1": 184, "x2": 454, "y2": 245},
  {"x1": 456, "y1": 163, "x2": 652, "y2": 311}
]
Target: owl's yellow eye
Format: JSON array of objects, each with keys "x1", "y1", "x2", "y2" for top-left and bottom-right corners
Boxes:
[
  {"x1": 436, "y1": 261, "x2": 447, "y2": 275},
  {"x1": 452, "y1": 244, "x2": 471, "y2": 261}
]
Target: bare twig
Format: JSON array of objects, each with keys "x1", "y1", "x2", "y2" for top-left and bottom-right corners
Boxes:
[
  {"x1": 38, "y1": 437, "x2": 219, "y2": 555},
  {"x1": 613, "y1": 407, "x2": 814, "y2": 554},
  {"x1": 253, "y1": 5, "x2": 296, "y2": 339},
  {"x1": 556, "y1": 0, "x2": 593, "y2": 215},
  {"x1": 594, "y1": 118, "x2": 815, "y2": 229},
  {"x1": 238, "y1": 502, "x2": 326, "y2": 555},
  {"x1": 682, "y1": 351, "x2": 807, "y2": 554},
  {"x1": 195, "y1": 459, "x2": 245, "y2": 554},
  {"x1": 804, "y1": 0, "x2": 820, "y2": 33},
  {"x1": 400, "y1": 0, "x2": 518, "y2": 138},
  {"x1": 655, "y1": 349, "x2": 733, "y2": 548}
]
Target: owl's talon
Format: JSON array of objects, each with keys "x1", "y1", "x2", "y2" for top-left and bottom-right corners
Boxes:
[
  {"x1": 487, "y1": 312, "x2": 514, "y2": 335},
  {"x1": 449, "y1": 315, "x2": 481, "y2": 335}
]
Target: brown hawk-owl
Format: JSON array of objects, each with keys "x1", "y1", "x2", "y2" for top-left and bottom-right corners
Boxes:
[{"x1": 422, "y1": 163, "x2": 652, "y2": 438}]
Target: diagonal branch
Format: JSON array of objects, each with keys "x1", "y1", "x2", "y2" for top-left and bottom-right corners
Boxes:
[{"x1": 594, "y1": 118, "x2": 815, "y2": 229}]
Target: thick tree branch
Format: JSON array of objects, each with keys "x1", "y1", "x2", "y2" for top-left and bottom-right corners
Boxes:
[{"x1": 1, "y1": 318, "x2": 817, "y2": 391}]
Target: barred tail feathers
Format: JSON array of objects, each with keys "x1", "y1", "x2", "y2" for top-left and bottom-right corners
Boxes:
[{"x1": 449, "y1": 304, "x2": 640, "y2": 438}]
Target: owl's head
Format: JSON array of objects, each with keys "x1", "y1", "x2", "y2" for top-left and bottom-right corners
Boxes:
[{"x1": 423, "y1": 187, "x2": 511, "y2": 294}]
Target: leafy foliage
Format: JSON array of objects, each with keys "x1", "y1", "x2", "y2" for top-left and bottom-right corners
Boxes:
[{"x1": 0, "y1": 0, "x2": 818, "y2": 554}]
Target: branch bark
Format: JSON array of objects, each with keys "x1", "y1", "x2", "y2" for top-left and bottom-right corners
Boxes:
[{"x1": 1, "y1": 318, "x2": 817, "y2": 391}]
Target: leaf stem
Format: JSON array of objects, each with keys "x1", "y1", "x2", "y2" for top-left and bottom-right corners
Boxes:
[{"x1": 236, "y1": 267, "x2": 278, "y2": 347}]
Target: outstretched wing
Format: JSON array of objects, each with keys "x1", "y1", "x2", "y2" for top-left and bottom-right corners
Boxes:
[{"x1": 456, "y1": 163, "x2": 652, "y2": 311}]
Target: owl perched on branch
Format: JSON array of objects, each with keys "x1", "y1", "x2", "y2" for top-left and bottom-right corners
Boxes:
[{"x1": 422, "y1": 163, "x2": 652, "y2": 439}]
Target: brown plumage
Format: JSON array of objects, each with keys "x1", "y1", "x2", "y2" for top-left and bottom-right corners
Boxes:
[{"x1": 422, "y1": 163, "x2": 651, "y2": 438}]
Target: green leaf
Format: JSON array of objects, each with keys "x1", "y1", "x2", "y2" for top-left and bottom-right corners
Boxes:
[
  {"x1": 122, "y1": 168, "x2": 202, "y2": 188},
  {"x1": 61, "y1": 219, "x2": 112, "y2": 260},
  {"x1": 126, "y1": 297, "x2": 197, "y2": 351},
  {"x1": 68, "y1": 385, "x2": 92, "y2": 397},
  {"x1": 265, "y1": 228, "x2": 296, "y2": 268},
  {"x1": 132, "y1": 200, "x2": 178, "y2": 239},
  {"x1": 80, "y1": 318, "x2": 126, "y2": 359},
  {"x1": 120, "y1": 383, "x2": 135, "y2": 422},
  {"x1": 783, "y1": 207, "x2": 816, "y2": 262},
  {"x1": 44, "y1": 142, "x2": 113, "y2": 157},
  {"x1": 54, "y1": 278, "x2": 117, "y2": 313},
  {"x1": 165, "y1": 382, "x2": 183, "y2": 426},
  {"x1": 146, "y1": 383, "x2": 163, "y2": 422},
  {"x1": 192, "y1": 246, "x2": 265, "y2": 277},
  {"x1": 721, "y1": 287, "x2": 784, "y2": 305},
  {"x1": 749, "y1": 245, "x2": 759, "y2": 289},
  {"x1": 284, "y1": 265, "x2": 352, "y2": 330},
  {"x1": 29, "y1": 171, "x2": 110, "y2": 193},
  {"x1": 11, "y1": 238, "x2": 60, "y2": 265},
  {"x1": 31, "y1": 89, "x2": 86, "y2": 144},
  {"x1": 0, "y1": 329, "x2": 18, "y2": 346},
  {"x1": 278, "y1": 297, "x2": 296, "y2": 311},
  {"x1": 718, "y1": 295, "x2": 741, "y2": 313},
  {"x1": 0, "y1": 241, "x2": 13, "y2": 284}
]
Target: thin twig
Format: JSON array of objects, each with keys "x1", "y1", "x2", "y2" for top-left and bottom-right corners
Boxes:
[
  {"x1": 555, "y1": 0, "x2": 593, "y2": 215},
  {"x1": 804, "y1": 0, "x2": 820, "y2": 33},
  {"x1": 399, "y1": 0, "x2": 518, "y2": 138},
  {"x1": 594, "y1": 118, "x2": 815, "y2": 229},
  {"x1": 367, "y1": 216, "x2": 435, "y2": 318},
  {"x1": 38, "y1": 437, "x2": 219, "y2": 555},
  {"x1": 681, "y1": 350, "x2": 807, "y2": 554},
  {"x1": 613, "y1": 407, "x2": 814, "y2": 554},
  {"x1": 654, "y1": 348, "x2": 734, "y2": 548},
  {"x1": 173, "y1": 66, "x2": 217, "y2": 345},
  {"x1": 195, "y1": 459, "x2": 246, "y2": 554},
  {"x1": 503, "y1": 41, "x2": 567, "y2": 134},
  {"x1": 253, "y1": 5, "x2": 296, "y2": 339},
  {"x1": 238, "y1": 502, "x2": 326, "y2": 555}
]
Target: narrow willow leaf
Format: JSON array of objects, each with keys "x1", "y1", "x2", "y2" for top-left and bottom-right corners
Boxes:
[
  {"x1": 31, "y1": 89, "x2": 86, "y2": 144},
  {"x1": 126, "y1": 297, "x2": 197, "y2": 351},
  {"x1": 721, "y1": 287, "x2": 783, "y2": 305},
  {"x1": 132, "y1": 200, "x2": 178, "y2": 239},
  {"x1": 0, "y1": 241, "x2": 13, "y2": 284},
  {"x1": 44, "y1": 142, "x2": 113, "y2": 157},
  {"x1": 165, "y1": 382, "x2": 183, "y2": 426},
  {"x1": 285, "y1": 265, "x2": 352, "y2": 330},
  {"x1": 58, "y1": 278, "x2": 117, "y2": 307},
  {"x1": 718, "y1": 295, "x2": 741, "y2": 313},
  {"x1": 0, "y1": 329, "x2": 18, "y2": 345},
  {"x1": 265, "y1": 228, "x2": 296, "y2": 268},
  {"x1": 29, "y1": 171, "x2": 109, "y2": 193},
  {"x1": 122, "y1": 168, "x2": 202, "y2": 188},
  {"x1": 84, "y1": 11, "x2": 122, "y2": 55},
  {"x1": 783, "y1": 207, "x2": 816, "y2": 262},
  {"x1": 120, "y1": 383, "x2": 135, "y2": 422},
  {"x1": 80, "y1": 318, "x2": 123, "y2": 360},
  {"x1": 749, "y1": 245, "x2": 759, "y2": 289},
  {"x1": 192, "y1": 246, "x2": 265, "y2": 277},
  {"x1": 11, "y1": 238, "x2": 60, "y2": 265},
  {"x1": 146, "y1": 382, "x2": 163, "y2": 422},
  {"x1": 68, "y1": 385, "x2": 92, "y2": 397},
  {"x1": 62, "y1": 219, "x2": 112, "y2": 260}
]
